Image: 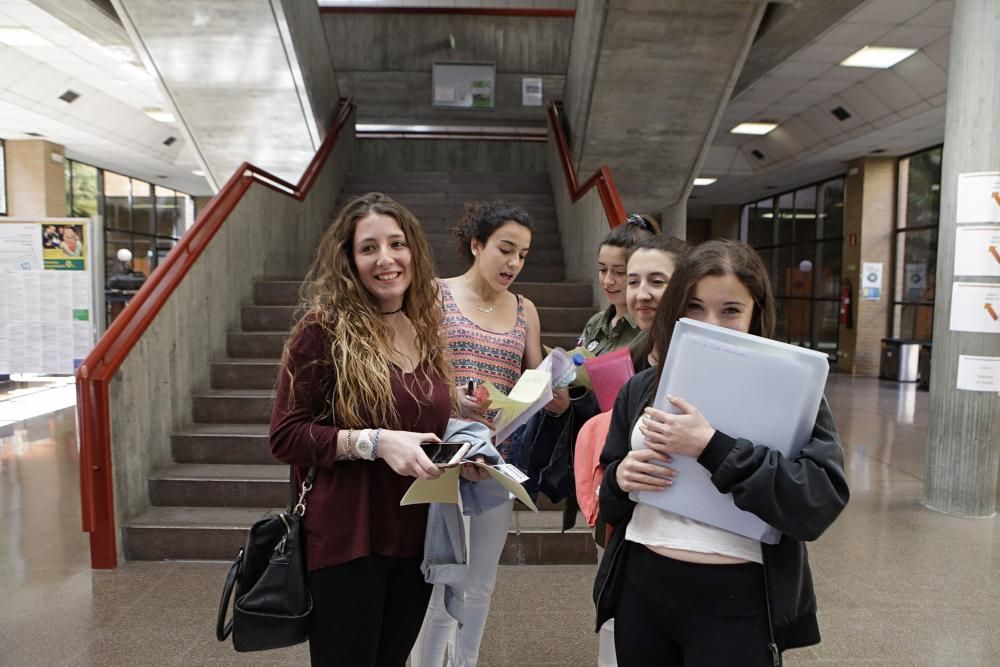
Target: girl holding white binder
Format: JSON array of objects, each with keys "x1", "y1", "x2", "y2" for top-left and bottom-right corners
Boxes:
[{"x1": 594, "y1": 240, "x2": 849, "y2": 666}]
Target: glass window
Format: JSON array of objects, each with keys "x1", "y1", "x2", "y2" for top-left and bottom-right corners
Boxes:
[
  {"x1": 894, "y1": 304, "x2": 934, "y2": 341},
  {"x1": 793, "y1": 187, "x2": 816, "y2": 243},
  {"x1": 155, "y1": 185, "x2": 178, "y2": 238},
  {"x1": 0, "y1": 139, "x2": 6, "y2": 215},
  {"x1": 104, "y1": 171, "x2": 131, "y2": 231},
  {"x1": 901, "y1": 147, "x2": 942, "y2": 229},
  {"x1": 132, "y1": 179, "x2": 153, "y2": 235},
  {"x1": 741, "y1": 175, "x2": 845, "y2": 360},
  {"x1": 817, "y1": 178, "x2": 843, "y2": 239}
]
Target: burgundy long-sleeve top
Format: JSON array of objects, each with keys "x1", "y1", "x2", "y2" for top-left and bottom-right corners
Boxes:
[{"x1": 268, "y1": 321, "x2": 452, "y2": 572}]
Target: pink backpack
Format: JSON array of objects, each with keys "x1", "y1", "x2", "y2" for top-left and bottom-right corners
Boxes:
[{"x1": 574, "y1": 411, "x2": 613, "y2": 527}]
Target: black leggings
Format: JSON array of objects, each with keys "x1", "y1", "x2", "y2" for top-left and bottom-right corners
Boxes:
[
  {"x1": 614, "y1": 544, "x2": 775, "y2": 667},
  {"x1": 307, "y1": 554, "x2": 431, "y2": 667}
]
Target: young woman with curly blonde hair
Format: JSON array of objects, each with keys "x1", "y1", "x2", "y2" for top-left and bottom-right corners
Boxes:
[{"x1": 269, "y1": 192, "x2": 456, "y2": 666}]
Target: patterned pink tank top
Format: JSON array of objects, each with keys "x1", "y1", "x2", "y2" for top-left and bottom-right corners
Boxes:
[{"x1": 439, "y1": 280, "x2": 528, "y2": 457}]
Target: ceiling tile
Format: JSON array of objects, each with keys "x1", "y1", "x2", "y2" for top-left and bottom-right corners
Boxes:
[
  {"x1": 907, "y1": 1, "x2": 954, "y2": 27},
  {"x1": 797, "y1": 78, "x2": 855, "y2": 96},
  {"x1": 872, "y1": 112, "x2": 902, "y2": 129},
  {"x1": 892, "y1": 50, "x2": 947, "y2": 99},
  {"x1": 862, "y1": 70, "x2": 922, "y2": 112},
  {"x1": 922, "y1": 34, "x2": 951, "y2": 70},
  {"x1": 799, "y1": 107, "x2": 844, "y2": 141},
  {"x1": 816, "y1": 22, "x2": 893, "y2": 47},
  {"x1": 847, "y1": 0, "x2": 936, "y2": 25},
  {"x1": 790, "y1": 43, "x2": 858, "y2": 65},
  {"x1": 702, "y1": 145, "x2": 737, "y2": 172},
  {"x1": 877, "y1": 25, "x2": 949, "y2": 49},
  {"x1": 823, "y1": 65, "x2": 880, "y2": 83},
  {"x1": 750, "y1": 77, "x2": 811, "y2": 94},
  {"x1": 781, "y1": 116, "x2": 825, "y2": 148},
  {"x1": 838, "y1": 83, "x2": 893, "y2": 122}
]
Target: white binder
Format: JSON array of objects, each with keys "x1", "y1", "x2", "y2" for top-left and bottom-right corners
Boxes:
[{"x1": 633, "y1": 318, "x2": 830, "y2": 544}]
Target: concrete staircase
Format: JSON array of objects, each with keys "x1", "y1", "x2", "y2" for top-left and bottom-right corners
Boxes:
[{"x1": 124, "y1": 171, "x2": 598, "y2": 565}]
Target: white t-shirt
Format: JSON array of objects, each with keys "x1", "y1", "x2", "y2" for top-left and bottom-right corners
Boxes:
[{"x1": 623, "y1": 418, "x2": 763, "y2": 564}]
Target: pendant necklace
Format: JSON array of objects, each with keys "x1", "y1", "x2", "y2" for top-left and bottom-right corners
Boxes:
[{"x1": 474, "y1": 302, "x2": 496, "y2": 314}]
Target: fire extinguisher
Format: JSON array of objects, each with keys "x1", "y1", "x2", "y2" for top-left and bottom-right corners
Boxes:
[{"x1": 839, "y1": 278, "x2": 853, "y2": 329}]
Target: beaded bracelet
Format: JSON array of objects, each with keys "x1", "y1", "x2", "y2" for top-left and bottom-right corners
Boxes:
[
  {"x1": 345, "y1": 428, "x2": 353, "y2": 458},
  {"x1": 372, "y1": 427, "x2": 383, "y2": 460}
]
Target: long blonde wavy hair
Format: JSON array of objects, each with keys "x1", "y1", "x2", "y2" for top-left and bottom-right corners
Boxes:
[{"x1": 283, "y1": 192, "x2": 454, "y2": 429}]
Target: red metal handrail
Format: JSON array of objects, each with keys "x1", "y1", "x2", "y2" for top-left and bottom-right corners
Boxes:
[
  {"x1": 75, "y1": 99, "x2": 356, "y2": 569},
  {"x1": 547, "y1": 101, "x2": 626, "y2": 228}
]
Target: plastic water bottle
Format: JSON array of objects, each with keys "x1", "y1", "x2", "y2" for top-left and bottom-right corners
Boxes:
[{"x1": 552, "y1": 353, "x2": 586, "y2": 389}]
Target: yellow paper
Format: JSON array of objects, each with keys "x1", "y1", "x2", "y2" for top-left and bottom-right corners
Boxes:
[
  {"x1": 400, "y1": 462, "x2": 538, "y2": 512},
  {"x1": 484, "y1": 369, "x2": 552, "y2": 443}
]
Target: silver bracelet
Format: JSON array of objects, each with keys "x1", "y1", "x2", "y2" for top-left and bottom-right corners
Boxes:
[{"x1": 345, "y1": 428, "x2": 354, "y2": 458}]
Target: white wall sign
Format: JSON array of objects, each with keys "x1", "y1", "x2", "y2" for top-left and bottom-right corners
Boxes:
[
  {"x1": 954, "y1": 226, "x2": 1000, "y2": 277},
  {"x1": 522, "y1": 77, "x2": 542, "y2": 106},
  {"x1": 956, "y1": 172, "x2": 1000, "y2": 224},
  {"x1": 949, "y1": 282, "x2": 1000, "y2": 334},
  {"x1": 956, "y1": 355, "x2": 1000, "y2": 392},
  {"x1": 861, "y1": 262, "x2": 883, "y2": 301}
]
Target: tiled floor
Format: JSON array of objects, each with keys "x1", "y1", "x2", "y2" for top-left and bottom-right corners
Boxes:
[{"x1": 1, "y1": 375, "x2": 999, "y2": 666}]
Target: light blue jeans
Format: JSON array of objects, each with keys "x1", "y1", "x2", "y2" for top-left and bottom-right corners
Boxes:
[{"x1": 412, "y1": 498, "x2": 514, "y2": 667}]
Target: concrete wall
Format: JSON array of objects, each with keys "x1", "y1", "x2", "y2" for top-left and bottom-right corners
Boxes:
[
  {"x1": 4, "y1": 140, "x2": 66, "y2": 217},
  {"x1": 107, "y1": 125, "x2": 354, "y2": 552},
  {"x1": 563, "y1": 0, "x2": 607, "y2": 165},
  {"x1": 351, "y1": 137, "x2": 547, "y2": 174},
  {"x1": 323, "y1": 12, "x2": 571, "y2": 124},
  {"x1": 276, "y1": 0, "x2": 340, "y2": 136},
  {"x1": 547, "y1": 118, "x2": 607, "y2": 309}
]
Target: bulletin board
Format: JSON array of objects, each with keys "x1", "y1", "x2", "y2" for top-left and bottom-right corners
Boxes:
[
  {"x1": 0, "y1": 217, "x2": 102, "y2": 375},
  {"x1": 432, "y1": 62, "x2": 496, "y2": 109}
]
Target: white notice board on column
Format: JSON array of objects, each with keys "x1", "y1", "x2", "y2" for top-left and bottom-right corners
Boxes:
[{"x1": 0, "y1": 218, "x2": 101, "y2": 375}]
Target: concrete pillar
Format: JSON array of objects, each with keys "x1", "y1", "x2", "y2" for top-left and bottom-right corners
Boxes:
[
  {"x1": 3, "y1": 140, "x2": 66, "y2": 218},
  {"x1": 923, "y1": 0, "x2": 1000, "y2": 517},
  {"x1": 660, "y1": 199, "x2": 687, "y2": 239},
  {"x1": 710, "y1": 205, "x2": 741, "y2": 240},
  {"x1": 837, "y1": 157, "x2": 896, "y2": 376}
]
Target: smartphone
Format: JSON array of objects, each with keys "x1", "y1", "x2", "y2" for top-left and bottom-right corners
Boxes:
[{"x1": 420, "y1": 441, "x2": 471, "y2": 466}]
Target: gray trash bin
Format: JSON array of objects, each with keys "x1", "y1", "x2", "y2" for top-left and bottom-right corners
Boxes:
[{"x1": 880, "y1": 338, "x2": 920, "y2": 382}]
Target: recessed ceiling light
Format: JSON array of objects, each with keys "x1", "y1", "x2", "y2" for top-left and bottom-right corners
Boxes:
[
  {"x1": 59, "y1": 90, "x2": 80, "y2": 104},
  {"x1": 143, "y1": 107, "x2": 176, "y2": 123},
  {"x1": 192, "y1": 170, "x2": 205, "y2": 177},
  {"x1": 840, "y1": 46, "x2": 917, "y2": 69},
  {"x1": 693, "y1": 177, "x2": 717, "y2": 186},
  {"x1": 0, "y1": 28, "x2": 54, "y2": 47},
  {"x1": 730, "y1": 122, "x2": 777, "y2": 135}
]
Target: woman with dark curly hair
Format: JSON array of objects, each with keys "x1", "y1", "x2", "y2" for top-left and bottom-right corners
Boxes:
[
  {"x1": 269, "y1": 192, "x2": 455, "y2": 666},
  {"x1": 413, "y1": 200, "x2": 547, "y2": 667}
]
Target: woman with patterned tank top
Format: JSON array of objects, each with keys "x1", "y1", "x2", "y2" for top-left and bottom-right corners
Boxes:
[{"x1": 412, "y1": 201, "x2": 552, "y2": 667}]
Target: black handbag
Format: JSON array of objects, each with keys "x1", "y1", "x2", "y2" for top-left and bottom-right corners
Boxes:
[{"x1": 216, "y1": 466, "x2": 317, "y2": 652}]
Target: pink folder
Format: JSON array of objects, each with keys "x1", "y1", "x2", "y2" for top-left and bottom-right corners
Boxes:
[{"x1": 583, "y1": 347, "x2": 635, "y2": 412}]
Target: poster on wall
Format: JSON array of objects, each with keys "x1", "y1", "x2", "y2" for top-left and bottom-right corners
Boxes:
[
  {"x1": 432, "y1": 62, "x2": 496, "y2": 109},
  {"x1": 955, "y1": 355, "x2": 1000, "y2": 392},
  {"x1": 956, "y1": 172, "x2": 1000, "y2": 224},
  {"x1": 861, "y1": 262, "x2": 883, "y2": 301},
  {"x1": 0, "y1": 219, "x2": 96, "y2": 375},
  {"x1": 954, "y1": 226, "x2": 1000, "y2": 277},
  {"x1": 949, "y1": 282, "x2": 1000, "y2": 334}
]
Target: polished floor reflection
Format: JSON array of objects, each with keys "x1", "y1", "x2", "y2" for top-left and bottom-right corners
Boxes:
[{"x1": 1, "y1": 375, "x2": 998, "y2": 666}]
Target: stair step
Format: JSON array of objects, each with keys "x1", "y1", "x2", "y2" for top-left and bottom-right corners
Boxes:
[
  {"x1": 228, "y1": 331, "x2": 287, "y2": 358},
  {"x1": 210, "y1": 358, "x2": 281, "y2": 389},
  {"x1": 192, "y1": 390, "x2": 275, "y2": 424},
  {"x1": 253, "y1": 280, "x2": 591, "y2": 308},
  {"x1": 430, "y1": 248, "x2": 564, "y2": 267},
  {"x1": 172, "y1": 423, "x2": 275, "y2": 464},
  {"x1": 437, "y1": 263, "x2": 564, "y2": 282},
  {"x1": 425, "y1": 230, "x2": 563, "y2": 251},
  {"x1": 125, "y1": 505, "x2": 595, "y2": 564}
]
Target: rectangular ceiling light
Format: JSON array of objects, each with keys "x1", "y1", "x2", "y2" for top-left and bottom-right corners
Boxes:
[
  {"x1": 693, "y1": 177, "x2": 717, "y2": 186},
  {"x1": 0, "y1": 28, "x2": 54, "y2": 47},
  {"x1": 730, "y1": 122, "x2": 777, "y2": 135},
  {"x1": 840, "y1": 46, "x2": 917, "y2": 69}
]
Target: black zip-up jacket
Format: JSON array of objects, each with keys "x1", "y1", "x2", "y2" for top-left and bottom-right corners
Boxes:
[{"x1": 594, "y1": 367, "x2": 849, "y2": 652}]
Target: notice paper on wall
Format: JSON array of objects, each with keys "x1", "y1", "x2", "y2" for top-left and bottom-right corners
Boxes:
[
  {"x1": 861, "y1": 262, "x2": 883, "y2": 301},
  {"x1": 956, "y1": 172, "x2": 1000, "y2": 224},
  {"x1": 954, "y1": 226, "x2": 1000, "y2": 277},
  {"x1": 956, "y1": 355, "x2": 1000, "y2": 392},
  {"x1": 949, "y1": 282, "x2": 1000, "y2": 334}
]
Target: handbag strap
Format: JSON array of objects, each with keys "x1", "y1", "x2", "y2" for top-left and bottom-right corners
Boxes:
[
  {"x1": 292, "y1": 465, "x2": 318, "y2": 517},
  {"x1": 215, "y1": 548, "x2": 243, "y2": 641}
]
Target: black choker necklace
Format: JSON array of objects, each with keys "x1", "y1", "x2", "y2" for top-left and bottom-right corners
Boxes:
[{"x1": 381, "y1": 306, "x2": 404, "y2": 315}]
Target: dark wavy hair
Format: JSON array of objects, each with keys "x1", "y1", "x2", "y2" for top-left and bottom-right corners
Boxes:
[
  {"x1": 601, "y1": 213, "x2": 661, "y2": 250},
  {"x1": 453, "y1": 201, "x2": 532, "y2": 263}
]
